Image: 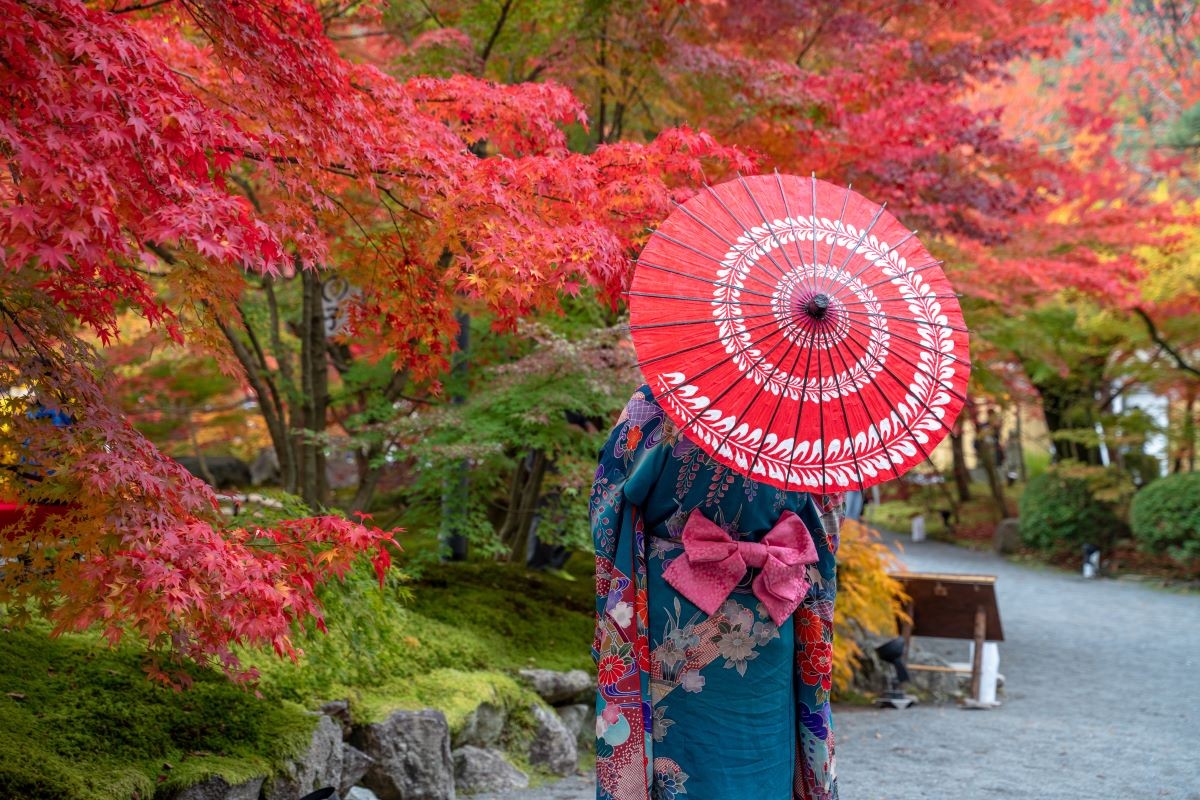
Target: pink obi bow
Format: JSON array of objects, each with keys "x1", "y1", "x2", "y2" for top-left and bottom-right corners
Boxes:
[{"x1": 663, "y1": 508, "x2": 819, "y2": 627}]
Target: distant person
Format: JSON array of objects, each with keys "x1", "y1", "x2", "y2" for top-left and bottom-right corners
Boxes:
[{"x1": 844, "y1": 488, "x2": 864, "y2": 521}]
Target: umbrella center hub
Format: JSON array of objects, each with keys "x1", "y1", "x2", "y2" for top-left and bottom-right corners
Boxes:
[{"x1": 802, "y1": 293, "x2": 832, "y2": 321}]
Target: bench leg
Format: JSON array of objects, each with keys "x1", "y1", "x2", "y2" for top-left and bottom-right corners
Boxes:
[{"x1": 970, "y1": 604, "x2": 985, "y2": 702}]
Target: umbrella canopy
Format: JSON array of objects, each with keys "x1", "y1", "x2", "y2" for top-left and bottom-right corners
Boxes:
[{"x1": 629, "y1": 173, "x2": 970, "y2": 492}]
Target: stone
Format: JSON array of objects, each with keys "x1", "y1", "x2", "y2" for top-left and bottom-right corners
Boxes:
[
  {"x1": 346, "y1": 789, "x2": 382, "y2": 800},
  {"x1": 527, "y1": 704, "x2": 577, "y2": 776},
  {"x1": 554, "y1": 704, "x2": 592, "y2": 752},
  {"x1": 340, "y1": 744, "x2": 375, "y2": 795},
  {"x1": 516, "y1": 669, "x2": 591, "y2": 704},
  {"x1": 351, "y1": 709, "x2": 456, "y2": 800},
  {"x1": 993, "y1": 518, "x2": 1022, "y2": 554},
  {"x1": 453, "y1": 702, "x2": 507, "y2": 749},
  {"x1": 264, "y1": 715, "x2": 344, "y2": 800},
  {"x1": 250, "y1": 446, "x2": 281, "y2": 486},
  {"x1": 175, "y1": 455, "x2": 252, "y2": 489},
  {"x1": 173, "y1": 776, "x2": 264, "y2": 800},
  {"x1": 905, "y1": 646, "x2": 962, "y2": 705},
  {"x1": 846, "y1": 629, "x2": 892, "y2": 696},
  {"x1": 451, "y1": 746, "x2": 529, "y2": 794},
  {"x1": 322, "y1": 699, "x2": 354, "y2": 738}
]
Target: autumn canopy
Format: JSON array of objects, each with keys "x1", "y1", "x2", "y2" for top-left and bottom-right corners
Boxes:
[{"x1": 2, "y1": 0, "x2": 1197, "y2": 679}]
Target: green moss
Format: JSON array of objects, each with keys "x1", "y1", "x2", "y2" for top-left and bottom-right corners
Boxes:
[
  {"x1": 251, "y1": 557, "x2": 596, "y2": 717},
  {"x1": 0, "y1": 554, "x2": 599, "y2": 799},
  {"x1": 0, "y1": 625, "x2": 314, "y2": 800},
  {"x1": 350, "y1": 669, "x2": 542, "y2": 731}
]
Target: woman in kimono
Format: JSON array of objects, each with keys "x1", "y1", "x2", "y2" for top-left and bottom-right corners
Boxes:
[{"x1": 592, "y1": 385, "x2": 841, "y2": 800}]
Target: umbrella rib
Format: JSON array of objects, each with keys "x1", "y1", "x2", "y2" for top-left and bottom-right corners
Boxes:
[
  {"x1": 662, "y1": 320, "x2": 798, "y2": 433},
  {"x1": 816, "y1": 316, "x2": 828, "y2": 489},
  {"x1": 738, "y1": 172, "x2": 805, "y2": 278},
  {"x1": 803, "y1": 173, "x2": 821, "y2": 298},
  {"x1": 817, "y1": 201, "x2": 888, "y2": 299},
  {"x1": 853, "y1": 318, "x2": 973, "y2": 369},
  {"x1": 708, "y1": 324, "x2": 799, "y2": 472},
  {"x1": 834, "y1": 334, "x2": 938, "y2": 473},
  {"x1": 819, "y1": 324, "x2": 867, "y2": 488},
  {"x1": 840, "y1": 322, "x2": 970, "y2": 410},
  {"x1": 837, "y1": 324, "x2": 961, "y2": 456},
  {"x1": 635, "y1": 315, "x2": 787, "y2": 370},
  {"x1": 629, "y1": 310, "x2": 779, "y2": 331},
  {"x1": 746, "y1": 320, "x2": 811, "y2": 482},
  {"x1": 770, "y1": 169, "x2": 822, "y2": 303},
  {"x1": 627, "y1": 264, "x2": 779, "y2": 301},
  {"x1": 780, "y1": 329, "x2": 817, "y2": 491},
  {"x1": 825, "y1": 229, "x2": 919, "y2": 305},
  {"x1": 626, "y1": 290, "x2": 769, "y2": 305},
  {"x1": 843, "y1": 260, "x2": 945, "y2": 296},
  {"x1": 699, "y1": 184, "x2": 793, "y2": 285},
  {"x1": 814, "y1": 184, "x2": 854, "y2": 305},
  {"x1": 647, "y1": 318, "x2": 795, "y2": 406},
  {"x1": 825, "y1": 328, "x2": 903, "y2": 485},
  {"x1": 838, "y1": 293, "x2": 961, "y2": 308},
  {"x1": 645, "y1": 233, "x2": 780, "y2": 294},
  {"x1": 669, "y1": 199, "x2": 787, "y2": 288},
  {"x1": 834, "y1": 306, "x2": 971, "y2": 334},
  {"x1": 630, "y1": 294, "x2": 776, "y2": 309}
]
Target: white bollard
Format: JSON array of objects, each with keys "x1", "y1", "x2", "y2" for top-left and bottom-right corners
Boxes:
[
  {"x1": 911, "y1": 514, "x2": 926, "y2": 542},
  {"x1": 968, "y1": 641, "x2": 1001, "y2": 705}
]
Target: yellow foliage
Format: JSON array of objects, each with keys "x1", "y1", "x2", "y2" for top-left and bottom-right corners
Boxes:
[
  {"x1": 1136, "y1": 221, "x2": 1200, "y2": 305},
  {"x1": 832, "y1": 519, "x2": 906, "y2": 694}
]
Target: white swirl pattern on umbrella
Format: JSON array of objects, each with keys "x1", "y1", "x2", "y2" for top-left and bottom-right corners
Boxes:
[{"x1": 713, "y1": 215, "x2": 891, "y2": 401}]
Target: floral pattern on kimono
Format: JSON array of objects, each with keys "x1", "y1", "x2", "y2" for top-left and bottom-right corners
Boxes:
[{"x1": 592, "y1": 386, "x2": 840, "y2": 800}]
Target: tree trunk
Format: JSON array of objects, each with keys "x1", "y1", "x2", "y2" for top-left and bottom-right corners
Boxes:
[
  {"x1": 440, "y1": 308, "x2": 471, "y2": 561},
  {"x1": 264, "y1": 276, "x2": 298, "y2": 492},
  {"x1": 187, "y1": 415, "x2": 216, "y2": 487},
  {"x1": 1176, "y1": 384, "x2": 1197, "y2": 473},
  {"x1": 1033, "y1": 374, "x2": 1105, "y2": 465},
  {"x1": 1013, "y1": 404, "x2": 1028, "y2": 482},
  {"x1": 298, "y1": 270, "x2": 330, "y2": 508},
  {"x1": 349, "y1": 444, "x2": 385, "y2": 514},
  {"x1": 502, "y1": 449, "x2": 548, "y2": 563},
  {"x1": 950, "y1": 421, "x2": 972, "y2": 502},
  {"x1": 212, "y1": 312, "x2": 293, "y2": 490},
  {"x1": 976, "y1": 432, "x2": 1009, "y2": 519}
]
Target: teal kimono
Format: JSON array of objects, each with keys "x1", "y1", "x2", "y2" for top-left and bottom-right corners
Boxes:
[{"x1": 592, "y1": 386, "x2": 840, "y2": 800}]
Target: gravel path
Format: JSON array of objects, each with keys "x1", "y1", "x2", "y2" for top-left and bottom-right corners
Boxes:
[{"x1": 480, "y1": 536, "x2": 1200, "y2": 799}]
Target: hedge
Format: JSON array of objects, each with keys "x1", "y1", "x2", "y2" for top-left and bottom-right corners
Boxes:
[
  {"x1": 1130, "y1": 472, "x2": 1200, "y2": 561},
  {"x1": 1018, "y1": 465, "x2": 1126, "y2": 551}
]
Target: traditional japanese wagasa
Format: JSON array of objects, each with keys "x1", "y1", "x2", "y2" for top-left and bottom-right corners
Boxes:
[{"x1": 592, "y1": 175, "x2": 970, "y2": 799}]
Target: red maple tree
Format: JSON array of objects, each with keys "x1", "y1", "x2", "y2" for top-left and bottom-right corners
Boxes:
[{"x1": 0, "y1": 0, "x2": 747, "y2": 679}]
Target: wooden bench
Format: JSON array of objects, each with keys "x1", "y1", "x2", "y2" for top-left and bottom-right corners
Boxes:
[{"x1": 891, "y1": 571, "x2": 1005, "y2": 707}]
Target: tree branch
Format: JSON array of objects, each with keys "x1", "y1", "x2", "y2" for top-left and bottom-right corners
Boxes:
[
  {"x1": 1134, "y1": 307, "x2": 1200, "y2": 378},
  {"x1": 479, "y1": 0, "x2": 517, "y2": 67},
  {"x1": 110, "y1": 0, "x2": 174, "y2": 13}
]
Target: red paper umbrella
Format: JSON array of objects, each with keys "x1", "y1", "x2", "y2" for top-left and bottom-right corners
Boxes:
[{"x1": 629, "y1": 173, "x2": 970, "y2": 492}]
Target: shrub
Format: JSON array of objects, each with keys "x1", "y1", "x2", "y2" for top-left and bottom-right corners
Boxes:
[
  {"x1": 833, "y1": 520, "x2": 904, "y2": 695},
  {"x1": 1130, "y1": 472, "x2": 1200, "y2": 561},
  {"x1": 1018, "y1": 463, "x2": 1129, "y2": 551}
]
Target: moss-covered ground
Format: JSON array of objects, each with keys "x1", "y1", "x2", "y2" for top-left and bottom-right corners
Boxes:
[
  {"x1": 0, "y1": 545, "x2": 597, "y2": 799},
  {"x1": 0, "y1": 625, "x2": 314, "y2": 800}
]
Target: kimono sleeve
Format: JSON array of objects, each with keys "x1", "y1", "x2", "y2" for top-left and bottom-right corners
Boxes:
[{"x1": 590, "y1": 386, "x2": 668, "y2": 800}]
